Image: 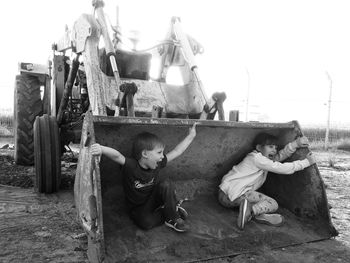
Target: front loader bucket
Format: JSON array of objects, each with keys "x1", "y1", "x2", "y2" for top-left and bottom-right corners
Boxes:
[{"x1": 75, "y1": 112, "x2": 337, "y2": 263}]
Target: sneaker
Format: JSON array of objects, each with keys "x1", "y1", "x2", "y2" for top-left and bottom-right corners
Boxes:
[
  {"x1": 155, "y1": 204, "x2": 188, "y2": 220},
  {"x1": 176, "y1": 199, "x2": 189, "y2": 220},
  {"x1": 254, "y1": 213, "x2": 284, "y2": 227},
  {"x1": 165, "y1": 218, "x2": 190, "y2": 233},
  {"x1": 237, "y1": 199, "x2": 252, "y2": 230},
  {"x1": 177, "y1": 206, "x2": 189, "y2": 220}
]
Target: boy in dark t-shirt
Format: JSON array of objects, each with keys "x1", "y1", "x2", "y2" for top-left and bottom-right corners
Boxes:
[{"x1": 91, "y1": 123, "x2": 197, "y2": 232}]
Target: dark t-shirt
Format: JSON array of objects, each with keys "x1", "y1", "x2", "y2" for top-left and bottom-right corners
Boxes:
[{"x1": 121, "y1": 156, "x2": 167, "y2": 209}]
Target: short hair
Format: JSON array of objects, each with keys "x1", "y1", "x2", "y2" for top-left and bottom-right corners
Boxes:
[
  {"x1": 253, "y1": 133, "x2": 278, "y2": 148},
  {"x1": 132, "y1": 132, "x2": 165, "y2": 160}
]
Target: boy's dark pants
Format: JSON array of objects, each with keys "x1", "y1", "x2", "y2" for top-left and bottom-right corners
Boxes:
[{"x1": 130, "y1": 180, "x2": 178, "y2": 230}]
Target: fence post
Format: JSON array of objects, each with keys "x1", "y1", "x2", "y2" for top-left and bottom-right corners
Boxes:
[{"x1": 325, "y1": 71, "x2": 332, "y2": 150}]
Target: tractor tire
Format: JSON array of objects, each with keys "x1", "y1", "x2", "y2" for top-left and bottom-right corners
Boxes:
[
  {"x1": 34, "y1": 114, "x2": 61, "y2": 193},
  {"x1": 14, "y1": 75, "x2": 43, "y2": 165}
]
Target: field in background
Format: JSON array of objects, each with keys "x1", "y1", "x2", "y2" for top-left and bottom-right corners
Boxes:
[
  {"x1": 303, "y1": 128, "x2": 350, "y2": 151},
  {"x1": 0, "y1": 108, "x2": 13, "y2": 137}
]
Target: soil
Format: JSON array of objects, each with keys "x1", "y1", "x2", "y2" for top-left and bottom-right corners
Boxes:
[
  {"x1": 0, "y1": 147, "x2": 87, "y2": 263},
  {"x1": 1, "y1": 144, "x2": 350, "y2": 263}
]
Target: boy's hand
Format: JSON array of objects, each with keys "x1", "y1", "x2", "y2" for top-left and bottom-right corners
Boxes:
[
  {"x1": 91, "y1": 143, "x2": 102, "y2": 157},
  {"x1": 306, "y1": 152, "x2": 316, "y2": 165},
  {"x1": 296, "y1": 136, "x2": 309, "y2": 148},
  {"x1": 188, "y1": 122, "x2": 197, "y2": 138}
]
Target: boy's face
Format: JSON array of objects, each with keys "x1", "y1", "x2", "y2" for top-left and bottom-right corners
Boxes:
[
  {"x1": 142, "y1": 145, "x2": 165, "y2": 169},
  {"x1": 257, "y1": 144, "x2": 277, "y2": 160}
]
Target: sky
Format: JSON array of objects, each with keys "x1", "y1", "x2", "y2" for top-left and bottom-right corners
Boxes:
[{"x1": 1, "y1": 0, "x2": 350, "y2": 127}]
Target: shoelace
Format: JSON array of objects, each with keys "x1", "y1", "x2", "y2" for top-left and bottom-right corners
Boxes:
[{"x1": 176, "y1": 197, "x2": 189, "y2": 211}]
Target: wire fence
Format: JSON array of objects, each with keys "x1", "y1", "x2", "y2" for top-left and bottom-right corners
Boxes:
[
  {"x1": 1, "y1": 106, "x2": 350, "y2": 143},
  {"x1": 303, "y1": 127, "x2": 350, "y2": 143}
]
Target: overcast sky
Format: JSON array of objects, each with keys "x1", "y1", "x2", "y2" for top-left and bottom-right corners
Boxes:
[{"x1": 1, "y1": 0, "x2": 350, "y2": 126}]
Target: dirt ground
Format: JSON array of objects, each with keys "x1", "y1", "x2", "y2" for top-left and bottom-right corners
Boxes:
[{"x1": 0, "y1": 144, "x2": 350, "y2": 263}]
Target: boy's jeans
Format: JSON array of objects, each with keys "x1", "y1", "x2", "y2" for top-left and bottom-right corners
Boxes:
[
  {"x1": 130, "y1": 180, "x2": 178, "y2": 230},
  {"x1": 218, "y1": 189, "x2": 278, "y2": 216}
]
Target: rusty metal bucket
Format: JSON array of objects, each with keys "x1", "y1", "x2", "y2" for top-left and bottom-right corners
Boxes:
[{"x1": 75, "y1": 112, "x2": 337, "y2": 263}]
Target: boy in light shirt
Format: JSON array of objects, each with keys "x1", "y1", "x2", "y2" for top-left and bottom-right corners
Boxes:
[{"x1": 218, "y1": 133, "x2": 316, "y2": 230}]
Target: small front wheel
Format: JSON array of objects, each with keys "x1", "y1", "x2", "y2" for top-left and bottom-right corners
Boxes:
[{"x1": 34, "y1": 114, "x2": 61, "y2": 193}]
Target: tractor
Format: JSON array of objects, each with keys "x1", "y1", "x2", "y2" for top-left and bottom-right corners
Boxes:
[{"x1": 13, "y1": 1, "x2": 337, "y2": 262}]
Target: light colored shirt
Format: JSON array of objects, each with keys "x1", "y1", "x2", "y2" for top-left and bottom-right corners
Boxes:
[{"x1": 219, "y1": 141, "x2": 311, "y2": 202}]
